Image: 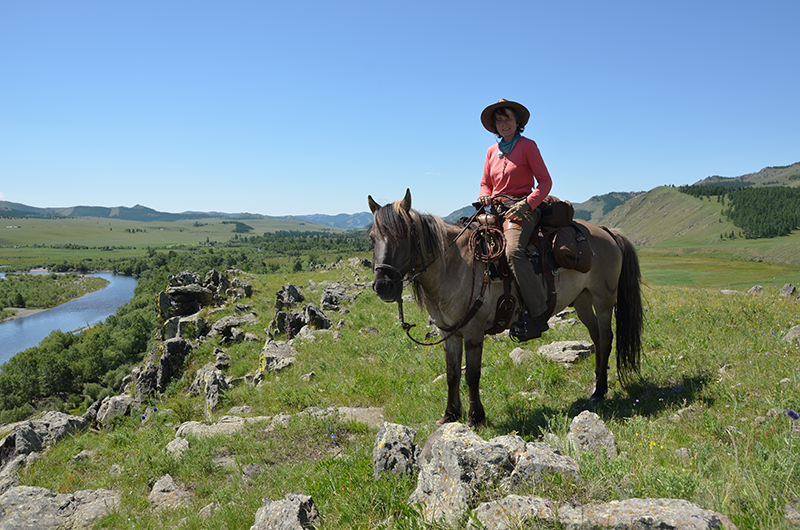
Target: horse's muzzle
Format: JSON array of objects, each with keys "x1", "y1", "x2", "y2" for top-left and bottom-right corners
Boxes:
[{"x1": 372, "y1": 269, "x2": 403, "y2": 302}]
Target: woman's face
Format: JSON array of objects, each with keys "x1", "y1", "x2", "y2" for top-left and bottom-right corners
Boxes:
[{"x1": 494, "y1": 109, "x2": 517, "y2": 141}]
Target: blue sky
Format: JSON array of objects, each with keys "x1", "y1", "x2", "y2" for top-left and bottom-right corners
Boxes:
[{"x1": 1, "y1": 1, "x2": 798, "y2": 217}]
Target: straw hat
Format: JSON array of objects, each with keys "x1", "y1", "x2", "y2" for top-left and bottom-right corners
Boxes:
[{"x1": 480, "y1": 99, "x2": 530, "y2": 134}]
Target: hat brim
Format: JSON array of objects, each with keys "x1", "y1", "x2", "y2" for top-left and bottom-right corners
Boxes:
[{"x1": 481, "y1": 99, "x2": 530, "y2": 134}]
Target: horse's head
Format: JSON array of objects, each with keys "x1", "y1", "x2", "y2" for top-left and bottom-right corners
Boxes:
[{"x1": 367, "y1": 189, "x2": 416, "y2": 303}]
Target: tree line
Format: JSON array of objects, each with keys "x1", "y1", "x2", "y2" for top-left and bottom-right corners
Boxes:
[{"x1": 678, "y1": 185, "x2": 800, "y2": 238}]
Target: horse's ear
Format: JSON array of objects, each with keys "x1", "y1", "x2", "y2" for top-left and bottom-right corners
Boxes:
[
  {"x1": 400, "y1": 188, "x2": 412, "y2": 212},
  {"x1": 368, "y1": 195, "x2": 381, "y2": 214}
]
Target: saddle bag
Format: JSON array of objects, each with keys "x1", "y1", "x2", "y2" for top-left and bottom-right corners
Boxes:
[
  {"x1": 550, "y1": 222, "x2": 593, "y2": 273},
  {"x1": 538, "y1": 196, "x2": 574, "y2": 228}
]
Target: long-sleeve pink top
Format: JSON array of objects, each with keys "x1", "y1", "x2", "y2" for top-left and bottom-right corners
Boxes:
[{"x1": 479, "y1": 136, "x2": 552, "y2": 210}]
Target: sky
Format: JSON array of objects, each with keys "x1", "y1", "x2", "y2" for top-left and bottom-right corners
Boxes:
[{"x1": 1, "y1": 1, "x2": 798, "y2": 218}]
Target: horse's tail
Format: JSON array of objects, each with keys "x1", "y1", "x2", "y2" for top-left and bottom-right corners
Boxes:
[{"x1": 608, "y1": 229, "x2": 644, "y2": 382}]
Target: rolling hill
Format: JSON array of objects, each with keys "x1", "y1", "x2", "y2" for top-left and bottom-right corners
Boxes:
[{"x1": 694, "y1": 161, "x2": 800, "y2": 188}]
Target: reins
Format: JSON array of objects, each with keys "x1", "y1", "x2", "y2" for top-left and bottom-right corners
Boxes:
[{"x1": 395, "y1": 207, "x2": 506, "y2": 346}]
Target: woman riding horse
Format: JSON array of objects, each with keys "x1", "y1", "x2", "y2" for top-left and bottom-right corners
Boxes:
[{"x1": 479, "y1": 99, "x2": 551, "y2": 340}]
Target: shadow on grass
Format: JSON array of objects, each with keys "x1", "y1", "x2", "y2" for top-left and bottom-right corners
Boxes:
[{"x1": 493, "y1": 374, "x2": 714, "y2": 438}]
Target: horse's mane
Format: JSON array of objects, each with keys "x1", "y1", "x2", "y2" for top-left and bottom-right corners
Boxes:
[{"x1": 370, "y1": 200, "x2": 450, "y2": 264}]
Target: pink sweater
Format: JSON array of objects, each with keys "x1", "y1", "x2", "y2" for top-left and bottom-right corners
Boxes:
[{"x1": 479, "y1": 136, "x2": 552, "y2": 210}]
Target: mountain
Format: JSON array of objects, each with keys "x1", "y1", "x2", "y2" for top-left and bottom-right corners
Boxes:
[
  {"x1": 693, "y1": 161, "x2": 800, "y2": 188},
  {"x1": 275, "y1": 212, "x2": 373, "y2": 229},
  {"x1": 573, "y1": 192, "x2": 642, "y2": 224}
]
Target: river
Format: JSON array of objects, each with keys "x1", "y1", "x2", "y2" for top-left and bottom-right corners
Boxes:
[{"x1": 0, "y1": 272, "x2": 138, "y2": 364}]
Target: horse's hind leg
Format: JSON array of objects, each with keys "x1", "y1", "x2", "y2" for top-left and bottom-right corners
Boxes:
[
  {"x1": 573, "y1": 290, "x2": 614, "y2": 402},
  {"x1": 437, "y1": 335, "x2": 464, "y2": 426}
]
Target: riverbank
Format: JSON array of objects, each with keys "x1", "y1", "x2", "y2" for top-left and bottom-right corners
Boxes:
[{"x1": 1, "y1": 307, "x2": 47, "y2": 323}]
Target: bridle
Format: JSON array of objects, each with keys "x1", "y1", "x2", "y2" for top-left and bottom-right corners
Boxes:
[{"x1": 374, "y1": 207, "x2": 503, "y2": 346}]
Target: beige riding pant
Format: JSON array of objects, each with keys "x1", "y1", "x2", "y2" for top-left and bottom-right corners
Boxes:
[{"x1": 504, "y1": 210, "x2": 548, "y2": 317}]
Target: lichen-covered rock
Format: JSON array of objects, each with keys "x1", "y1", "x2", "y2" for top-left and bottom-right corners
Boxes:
[
  {"x1": 567, "y1": 410, "x2": 618, "y2": 459},
  {"x1": 250, "y1": 493, "x2": 319, "y2": 530},
  {"x1": 373, "y1": 422, "x2": 419, "y2": 480},
  {"x1": 95, "y1": 395, "x2": 134, "y2": 427},
  {"x1": 147, "y1": 474, "x2": 191, "y2": 511},
  {"x1": 0, "y1": 485, "x2": 120, "y2": 529}
]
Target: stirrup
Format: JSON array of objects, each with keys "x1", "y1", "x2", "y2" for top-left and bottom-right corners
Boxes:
[{"x1": 509, "y1": 311, "x2": 549, "y2": 342}]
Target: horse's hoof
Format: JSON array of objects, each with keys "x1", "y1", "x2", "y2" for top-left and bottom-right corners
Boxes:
[{"x1": 436, "y1": 415, "x2": 457, "y2": 427}]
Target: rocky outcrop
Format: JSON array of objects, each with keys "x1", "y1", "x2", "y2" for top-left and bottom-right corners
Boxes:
[
  {"x1": 472, "y1": 496, "x2": 724, "y2": 530},
  {"x1": 95, "y1": 395, "x2": 134, "y2": 428},
  {"x1": 0, "y1": 411, "x2": 89, "y2": 476},
  {"x1": 250, "y1": 493, "x2": 319, "y2": 530},
  {"x1": 373, "y1": 422, "x2": 420, "y2": 480},
  {"x1": 408, "y1": 422, "x2": 579, "y2": 525},
  {"x1": 156, "y1": 337, "x2": 193, "y2": 392},
  {"x1": 0, "y1": 486, "x2": 120, "y2": 530}
]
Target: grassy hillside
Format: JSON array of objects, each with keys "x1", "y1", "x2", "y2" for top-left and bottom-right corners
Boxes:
[
  {"x1": 694, "y1": 161, "x2": 800, "y2": 188},
  {"x1": 600, "y1": 186, "x2": 800, "y2": 266},
  {"x1": 8, "y1": 259, "x2": 800, "y2": 529}
]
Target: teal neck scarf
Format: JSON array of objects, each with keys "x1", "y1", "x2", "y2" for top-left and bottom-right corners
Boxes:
[{"x1": 498, "y1": 132, "x2": 521, "y2": 158}]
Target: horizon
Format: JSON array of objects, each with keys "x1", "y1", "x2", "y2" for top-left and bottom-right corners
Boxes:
[{"x1": 2, "y1": 2, "x2": 799, "y2": 217}]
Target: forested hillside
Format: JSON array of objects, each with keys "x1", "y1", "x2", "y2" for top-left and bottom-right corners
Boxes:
[{"x1": 678, "y1": 185, "x2": 800, "y2": 238}]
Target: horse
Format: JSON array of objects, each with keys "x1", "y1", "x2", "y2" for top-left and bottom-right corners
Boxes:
[{"x1": 368, "y1": 189, "x2": 644, "y2": 427}]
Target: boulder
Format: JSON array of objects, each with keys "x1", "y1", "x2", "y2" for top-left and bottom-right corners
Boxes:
[
  {"x1": 134, "y1": 361, "x2": 159, "y2": 402},
  {"x1": 0, "y1": 486, "x2": 119, "y2": 530},
  {"x1": 147, "y1": 474, "x2": 191, "y2": 511},
  {"x1": 275, "y1": 283, "x2": 304, "y2": 311},
  {"x1": 472, "y1": 496, "x2": 723, "y2": 530},
  {"x1": 0, "y1": 412, "x2": 89, "y2": 474},
  {"x1": 408, "y1": 422, "x2": 579, "y2": 525},
  {"x1": 373, "y1": 422, "x2": 420, "y2": 480},
  {"x1": 254, "y1": 340, "x2": 297, "y2": 383},
  {"x1": 785, "y1": 324, "x2": 800, "y2": 344},
  {"x1": 250, "y1": 493, "x2": 319, "y2": 530},
  {"x1": 95, "y1": 395, "x2": 134, "y2": 427},
  {"x1": 203, "y1": 369, "x2": 230, "y2": 420},
  {"x1": 538, "y1": 340, "x2": 594, "y2": 366},
  {"x1": 210, "y1": 314, "x2": 258, "y2": 342},
  {"x1": 156, "y1": 338, "x2": 193, "y2": 392},
  {"x1": 780, "y1": 283, "x2": 797, "y2": 298},
  {"x1": 567, "y1": 410, "x2": 618, "y2": 459}
]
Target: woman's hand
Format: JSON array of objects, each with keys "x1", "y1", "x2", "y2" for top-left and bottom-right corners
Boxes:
[
  {"x1": 478, "y1": 195, "x2": 492, "y2": 206},
  {"x1": 504, "y1": 200, "x2": 531, "y2": 221}
]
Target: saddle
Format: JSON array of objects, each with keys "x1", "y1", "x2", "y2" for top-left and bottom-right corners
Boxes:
[{"x1": 469, "y1": 196, "x2": 593, "y2": 335}]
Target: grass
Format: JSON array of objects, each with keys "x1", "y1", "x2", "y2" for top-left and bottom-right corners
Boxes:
[{"x1": 13, "y1": 258, "x2": 800, "y2": 529}]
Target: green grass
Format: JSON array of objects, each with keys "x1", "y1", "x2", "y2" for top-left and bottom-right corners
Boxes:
[{"x1": 14, "y1": 257, "x2": 800, "y2": 529}]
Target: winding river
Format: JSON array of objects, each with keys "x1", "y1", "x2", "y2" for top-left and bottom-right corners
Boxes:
[{"x1": 0, "y1": 272, "x2": 138, "y2": 364}]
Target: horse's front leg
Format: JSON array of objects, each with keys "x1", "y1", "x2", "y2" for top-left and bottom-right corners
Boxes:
[
  {"x1": 464, "y1": 333, "x2": 485, "y2": 427},
  {"x1": 437, "y1": 334, "x2": 463, "y2": 426}
]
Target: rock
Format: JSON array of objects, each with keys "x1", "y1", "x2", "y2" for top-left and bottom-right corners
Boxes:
[
  {"x1": 210, "y1": 314, "x2": 258, "y2": 342},
  {"x1": 214, "y1": 347, "x2": 231, "y2": 369},
  {"x1": 166, "y1": 437, "x2": 190, "y2": 458},
  {"x1": 96, "y1": 395, "x2": 134, "y2": 427},
  {"x1": 156, "y1": 337, "x2": 193, "y2": 392},
  {"x1": 242, "y1": 463, "x2": 264, "y2": 483},
  {"x1": 472, "y1": 496, "x2": 723, "y2": 530},
  {"x1": 338, "y1": 407, "x2": 385, "y2": 428},
  {"x1": 538, "y1": 340, "x2": 594, "y2": 366},
  {"x1": 254, "y1": 339, "x2": 297, "y2": 382},
  {"x1": 204, "y1": 369, "x2": 230, "y2": 420},
  {"x1": 785, "y1": 324, "x2": 800, "y2": 343},
  {"x1": 567, "y1": 410, "x2": 617, "y2": 459},
  {"x1": 275, "y1": 283, "x2": 304, "y2": 311},
  {"x1": 68, "y1": 449, "x2": 96, "y2": 465},
  {"x1": 134, "y1": 361, "x2": 159, "y2": 402},
  {"x1": 199, "y1": 501, "x2": 220, "y2": 520},
  {"x1": 509, "y1": 347, "x2": 533, "y2": 365},
  {"x1": 780, "y1": 283, "x2": 796, "y2": 298},
  {"x1": 748, "y1": 285, "x2": 765, "y2": 295},
  {"x1": 228, "y1": 405, "x2": 252, "y2": 416},
  {"x1": 164, "y1": 284, "x2": 214, "y2": 317},
  {"x1": 250, "y1": 493, "x2": 319, "y2": 530},
  {"x1": 409, "y1": 423, "x2": 579, "y2": 525},
  {"x1": 0, "y1": 412, "x2": 89, "y2": 474},
  {"x1": 175, "y1": 415, "x2": 272, "y2": 439},
  {"x1": 373, "y1": 422, "x2": 420, "y2": 480},
  {"x1": 0, "y1": 485, "x2": 120, "y2": 530},
  {"x1": 147, "y1": 474, "x2": 191, "y2": 510},
  {"x1": 719, "y1": 289, "x2": 743, "y2": 295}
]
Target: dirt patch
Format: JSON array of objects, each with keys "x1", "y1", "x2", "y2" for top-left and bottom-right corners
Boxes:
[{"x1": 1, "y1": 307, "x2": 47, "y2": 323}]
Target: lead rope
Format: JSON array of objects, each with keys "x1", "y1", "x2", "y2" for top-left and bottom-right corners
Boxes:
[{"x1": 397, "y1": 211, "x2": 505, "y2": 346}]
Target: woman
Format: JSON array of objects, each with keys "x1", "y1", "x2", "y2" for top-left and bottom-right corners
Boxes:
[{"x1": 478, "y1": 98, "x2": 552, "y2": 340}]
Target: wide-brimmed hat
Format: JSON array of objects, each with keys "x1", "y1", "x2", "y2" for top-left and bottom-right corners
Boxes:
[{"x1": 481, "y1": 99, "x2": 530, "y2": 134}]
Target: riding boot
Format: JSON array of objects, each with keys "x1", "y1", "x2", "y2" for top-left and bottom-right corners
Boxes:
[{"x1": 510, "y1": 309, "x2": 550, "y2": 341}]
